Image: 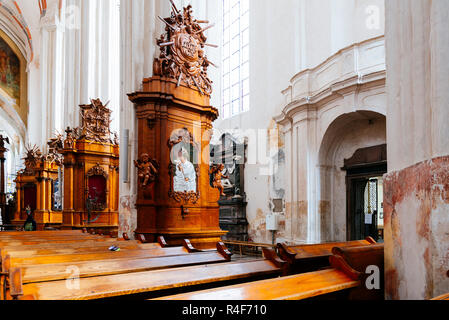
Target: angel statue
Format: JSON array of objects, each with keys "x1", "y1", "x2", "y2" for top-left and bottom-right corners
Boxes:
[
  {"x1": 134, "y1": 153, "x2": 159, "y2": 187},
  {"x1": 209, "y1": 164, "x2": 229, "y2": 197}
]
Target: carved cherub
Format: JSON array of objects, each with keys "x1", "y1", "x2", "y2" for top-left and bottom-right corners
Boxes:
[
  {"x1": 209, "y1": 164, "x2": 229, "y2": 197},
  {"x1": 134, "y1": 153, "x2": 159, "y2": 187}
]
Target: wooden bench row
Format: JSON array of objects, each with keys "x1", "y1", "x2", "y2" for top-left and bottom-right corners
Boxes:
[
  {"x1": 0, "y1": 231, "x2": 285, "y2": 300},
  {"x1": 155, "y1": 244, "x2": 385, "y2": 301},
  {"x1": 0, "y1": 230, "x2": 386, "y2": 300}
]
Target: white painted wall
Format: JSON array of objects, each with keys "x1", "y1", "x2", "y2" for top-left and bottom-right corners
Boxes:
[{"x1": 212, "y1": 0, "x2": 385, "y2": 243}]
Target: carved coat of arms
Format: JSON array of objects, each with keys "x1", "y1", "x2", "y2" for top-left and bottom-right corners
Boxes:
[{"x1": 153, "y1": 2, "x2": 216, "y2": 96}]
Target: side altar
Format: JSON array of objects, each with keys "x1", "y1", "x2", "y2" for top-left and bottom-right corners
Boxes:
[
  {"x1": 60, "y1": 99, "x2": 120, "y2": 235},
  {"x1": 128, "y1": 3, "x2": 226, "y2": 248},
  {"x1": 12, "y1": 144, "x2": 63, "y2": 230}
]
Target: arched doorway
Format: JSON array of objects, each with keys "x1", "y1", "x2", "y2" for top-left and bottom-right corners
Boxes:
[
  {"x1": 342, "y1": 144, "x2": 387, "y2": 241},
  {"x1": 318, "y1": 111, "x2": 386, "y2": 242}
]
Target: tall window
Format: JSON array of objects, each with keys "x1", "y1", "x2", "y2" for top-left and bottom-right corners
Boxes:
[{"x1": 222, "y1": 0, "x2": 249, "y2": 119}]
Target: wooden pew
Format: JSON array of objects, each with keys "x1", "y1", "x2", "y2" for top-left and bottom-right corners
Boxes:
[
  {"x1": 10, "y1": 258, "x2": 282, "y2": 300},
  {"x1": 154, "y1": 268, "x2": 360, "y2": 300},
  {"x1": 0, "y1": 236, "x2": 115, "y2": 247},
  {"x1": 154, "y1": 244, "x2": 384, "y2": 301},
  {"x1": 4, "y1": 240, "x2": 283, "y2": 300},
  {"x1": 0, "y1": 230, "x2": 84, "y2": 236},
  {"x1": 15, "y1": 247, "x2": 233, "y2": 284},
  {"x1": 1, "y1": 237, "x2": 220, "y2": 267},
  {"x1": 432, "y1": 293, "x2": 449, "y2": 300},
  {"x1": 277, "y1": 237, "x2": 377, "y2": 274},
  {"x1": 0, "y1": 241, "x2": 147, "y2": 259}
]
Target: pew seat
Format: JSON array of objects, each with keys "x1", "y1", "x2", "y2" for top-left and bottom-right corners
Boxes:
[
  {"x1": 156, "y1": 243, "x2": 385, "y2": 301},
  {"x1": 154, "y1": 268, "x2": 359, "y2": 300},
  {"x1": 431, "y1": 293, "x2": 449, "y2": 300},
  {"x1": 277, "y1": 237, "x2": 376, "y2": 274},
  {"x1": 12, "y1": 259, "x2": 282, "y2": 300},
  {"x1": 19, "y1": 251, "x2": 231, "y2": 283}
]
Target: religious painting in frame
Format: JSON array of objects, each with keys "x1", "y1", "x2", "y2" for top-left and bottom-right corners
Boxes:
[
  {"x1": 168, "y1": 128, "x2": 200, "y2": 204},
  {"x1": 0, "y1": 30, "x2": 28, "y2": 126}
]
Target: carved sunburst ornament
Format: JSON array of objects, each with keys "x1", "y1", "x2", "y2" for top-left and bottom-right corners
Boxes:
[{"x1": 154, "y1": 1, "x2": 217, "y2": 96}]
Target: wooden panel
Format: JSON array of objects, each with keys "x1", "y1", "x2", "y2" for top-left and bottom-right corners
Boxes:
[
  {"x1": 278, "y1": 239, "x2": 374, "y2": 260},
  {"x1": 154, "y1": 269, "x2": 360, "y2": 301},
  {"x1": 1, "y1": 241, "x2": 144, "y2": 258},
  {"x1": 21, "y1": 260, "x2": 281, "y2": 300},
  {"x1": 0, "y1": 230, "x2": 82, "y2": 236},
  {"x1": 0, "y1": 238, "x2": 135, "y2": 253},
  {"x1": 21, "y1": 252, "x2": 228, "y2": 283},
  {"x1": 9, "y1": 246, "x2": 191, "y2": 266},
  {"x1": 432, "y1": 293, "x2": 449, "y2": 300}
]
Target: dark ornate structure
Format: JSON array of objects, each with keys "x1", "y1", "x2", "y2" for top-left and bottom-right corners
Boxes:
[{"x1": 210, "y1": 133, "x2": 248, "y2": 241}]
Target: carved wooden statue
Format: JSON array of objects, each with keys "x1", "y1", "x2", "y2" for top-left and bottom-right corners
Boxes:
[
  {"x1": 209, "y1": 164, "x2": 229, "y2": 197},
  {"x1": 60, "y1": 99, "x2": 119, "y2": 236},
  {"x1": 128, "y1": 3, "x2": 226, "y2": 248},
  {"x1": 134, "y1": 153, "x2": 159, "y2": 187}
]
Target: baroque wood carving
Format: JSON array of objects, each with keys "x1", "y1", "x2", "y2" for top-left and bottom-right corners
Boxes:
[
  {"x1": 21, "y1": 145, "x2": 43, "y2": 176},
  {"x1": 135, "y1": 154, "x2": 159, "y2": 188},
  {"x1": 87, "y1": 163, "x2": 109, "y2": 179},
  {"x1": 153, "y1": 1, "x2": 216, "y2": 95},
  {"x1": 46, "y1": 133, "x2": 64, "y2": 166},
  {"x1": 209, "y1": 164, "x2": 229, "y2": 197},
  {"x1": 59, "y1": 99, "x2": 119, "y2": 235}
]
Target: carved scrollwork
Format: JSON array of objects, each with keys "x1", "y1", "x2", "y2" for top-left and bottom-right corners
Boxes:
[
  {"x1": 87, "y1": 163, "x2": 109, "y2": 179},
  {"x1": 45, "y1": 133, "x2": 64, "y2": 165}
]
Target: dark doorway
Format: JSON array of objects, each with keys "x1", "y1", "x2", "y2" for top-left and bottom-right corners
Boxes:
[{"x1": 343, "y1": 144, "x2": 387, "y2": 242}]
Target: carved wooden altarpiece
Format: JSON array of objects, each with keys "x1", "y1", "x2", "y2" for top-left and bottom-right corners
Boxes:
[
  {"x1": 128, "y1": 3, "x2": 226, "y2": 248},
  {"x1": 0, "y1": 135, "x2": 9, "y2": 225},
  {"x1": 60, "y1": 99, "x2": 119, "y2": 236},
  {"x1": 12, "y1": 143, "x2": 63, "y2": 230}
]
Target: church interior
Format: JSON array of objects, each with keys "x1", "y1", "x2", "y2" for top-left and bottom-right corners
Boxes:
[{"x1": 0, "y1": 0, "x2": 448, "y2": 302}]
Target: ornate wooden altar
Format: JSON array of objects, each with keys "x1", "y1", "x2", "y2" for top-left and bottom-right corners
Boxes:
[
  {"x1": 128, "y1": 4, "x2": 226, "y2": 248},
  {"x1": 60, "y1": 99, "x2": 119, "y2": 236},
  {"x1": 12, "y1": 145, "x2": 62, "y2": 230}
]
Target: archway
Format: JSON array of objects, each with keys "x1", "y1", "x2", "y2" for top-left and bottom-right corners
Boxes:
[
  {"x1": 0, "y1": 11, "x2": 30, "y2": 226},
  {"x1": 317, "y1": 111, "x2": 386, "y2": 242}
]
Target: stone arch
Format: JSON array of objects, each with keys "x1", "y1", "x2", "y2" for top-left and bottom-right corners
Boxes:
[
  {"x1": 0, "y1": 2, "x2": 32, "y2": 190},
  {"x1": 317, "y1": 110, "x2": 386, "y2": 241}
]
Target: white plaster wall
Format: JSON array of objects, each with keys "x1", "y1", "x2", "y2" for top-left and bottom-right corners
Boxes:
[
  {"x1": 386, "y1": 0, "x2": 449, "y2": 172},
  {"x1": 384, "y1": 0, "x2": 449, "y2": 300},
  {"x1": 212, "y1": 0, "x2": 385, "y2": 243}
]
